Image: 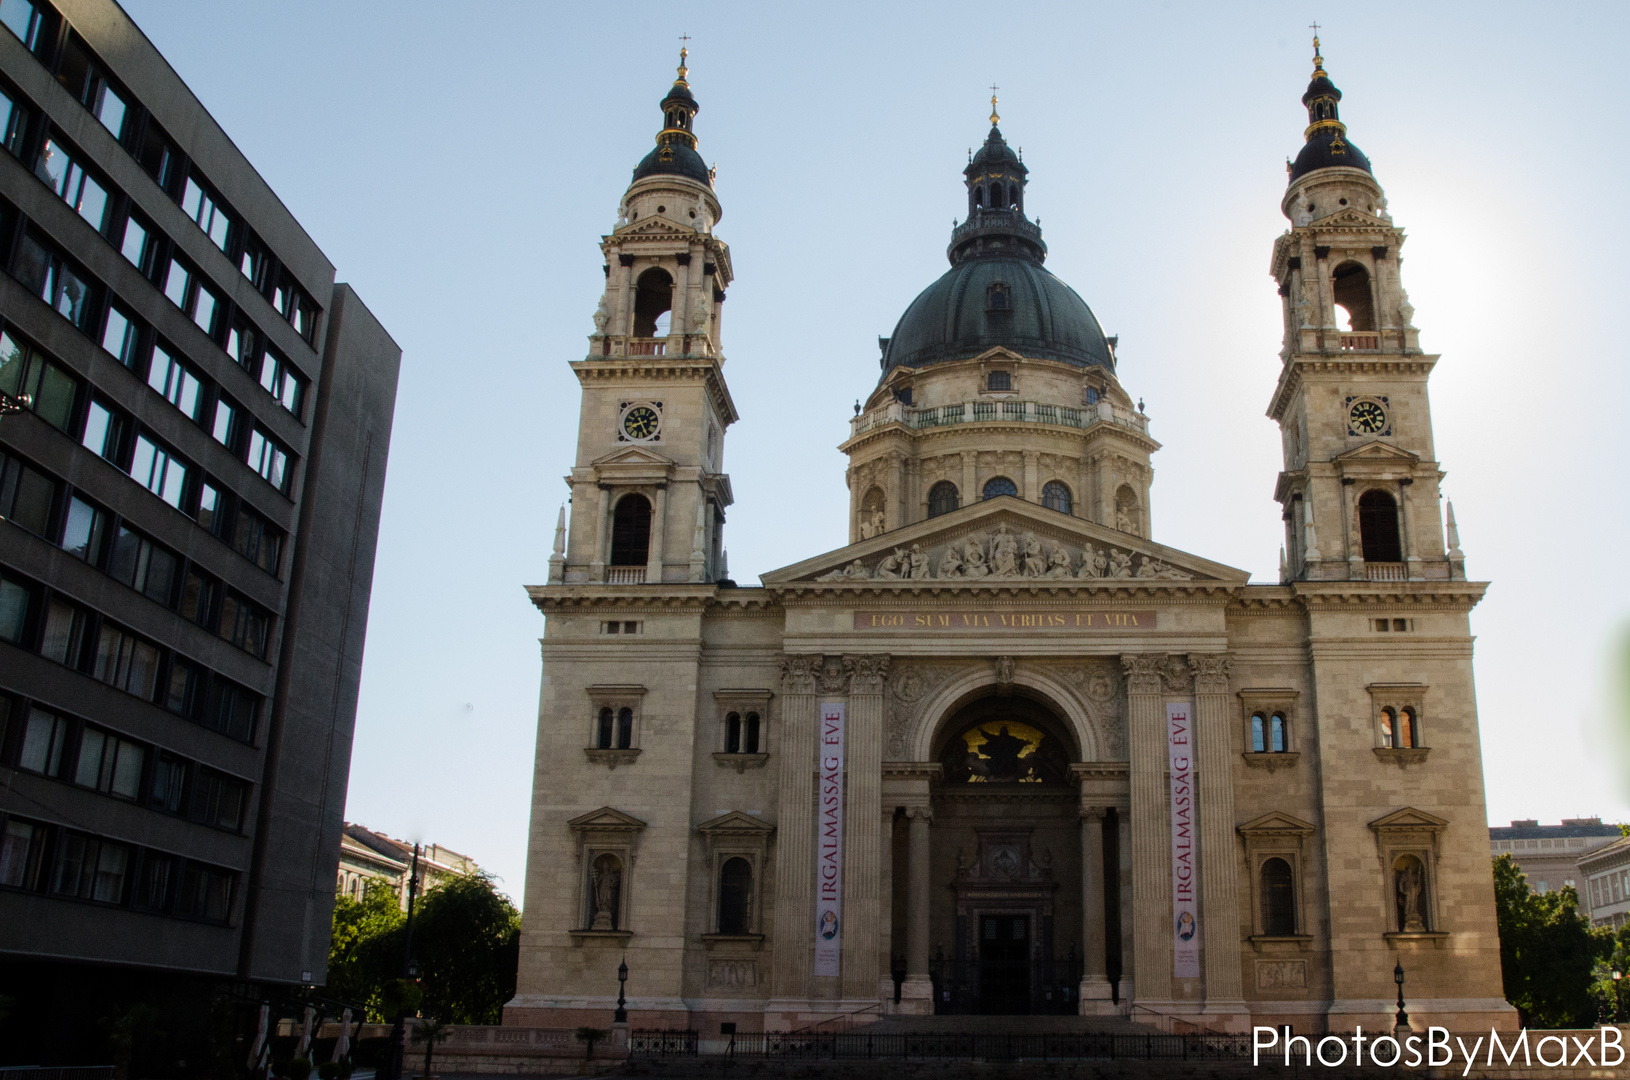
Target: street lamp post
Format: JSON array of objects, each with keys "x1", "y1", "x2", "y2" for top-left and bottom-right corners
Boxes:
[
  {"x1": 1393, "y1": 961, "x2": 1410, "y2": 1036},
  {"x1": 388, "y1": 844, "x2": 423, "y2": 1080},
  {"x1": 614, "y1": 958, "x2": 629, "y2": 1024}
]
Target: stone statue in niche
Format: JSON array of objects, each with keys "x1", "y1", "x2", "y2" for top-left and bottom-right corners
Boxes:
[
  {"x1": 908, "y1": 543, "x2": 931, "y2": 579},
  {"x1": 995, "y1": 655, "x2": 1016, "y2": 689},
  {"x1": 591, "y1": 295, "x2": 610, "y2": 335},
  {"x1": 1395, "y1": 856, "x2": 1427, "y2": 932},
  {"x1": 691, "y1": 296, "x2": 709, "y2": 334},
  {"x1": 955, "y1": 847, "x2": 976, "y2": 878},
  {"x1": 875, "y1": 548, "x2": 906, "y2": 579},
  {"x1": 590, "y1": 855, "x2": 621, "y2": 931},
  {"x1": 1115, "y1": 506, "x2": 1137, "y2": 534}
]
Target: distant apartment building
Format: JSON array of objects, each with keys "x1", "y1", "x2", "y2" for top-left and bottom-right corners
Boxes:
[
  {"x1": 1579, "y1": 835, "x2": 1630, "y2": 930},
  {"x1": 337, "y1": 823, "x2": 478, "y2": 910},
  {"x1": 1488, "y1": 818, "x2": 1624, "y2": 895},
  {"x1": 0, "y1": 0, "x2": 399, "y2": 988}
]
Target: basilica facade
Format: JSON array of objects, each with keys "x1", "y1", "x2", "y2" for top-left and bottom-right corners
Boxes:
[{"x1": 506, "y1": 44, "x2": 1515, "y2": 1035}]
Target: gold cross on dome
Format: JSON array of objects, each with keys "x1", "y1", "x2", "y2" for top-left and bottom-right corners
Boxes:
[{"x1": 989, "y1": 83, "x2": 1000, "y2": 126}]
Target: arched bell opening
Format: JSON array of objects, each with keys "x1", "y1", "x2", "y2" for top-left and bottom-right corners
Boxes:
[{"x1": 891, "y1": 689, "x2": 1114, "y2": 1015}]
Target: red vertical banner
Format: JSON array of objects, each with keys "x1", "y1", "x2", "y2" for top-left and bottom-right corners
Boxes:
[
  {"x1": 813, "y1": 702, "x2": 846, "y2": 977},
  {"x1": 1167, "y1": 702, "x2": 1201, "y2": 978}
]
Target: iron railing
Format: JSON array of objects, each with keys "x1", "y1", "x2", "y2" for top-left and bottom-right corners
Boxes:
[
  {"x1": 0, "y1": 1069, "x2": 117, "y2": 1080},
  {"x1": 630, "y1": 1029, "x2": 1255, "y2": 1061}
]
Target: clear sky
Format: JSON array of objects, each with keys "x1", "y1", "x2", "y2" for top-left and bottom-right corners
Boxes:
[{"x1": 122, "y1": 1, "x2": 1630, "y2": 903}]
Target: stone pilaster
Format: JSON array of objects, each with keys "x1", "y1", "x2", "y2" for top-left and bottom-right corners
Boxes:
[
  {"x1": 646, "y1": 483, "x2": 667, "y2": 582},
  {"x1": 1191, "y1": 653, "x2": 1247, "y2": 1025},
  {"x1": 841, "y1": 654, "x2": 889, "y2": 1001},
  {"x1": 1079, "y1": 805, "x2": 1114, "y2": 1011},
  {"x1": 1122, "y1": 654, "x2": 1169, "y2": 1007},
  {"x1": 771, "y1": 655, "x2": 820, "y2": 1001}
]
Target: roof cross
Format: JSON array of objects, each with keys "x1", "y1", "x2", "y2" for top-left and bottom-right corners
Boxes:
[{"x1": 989, "y1": 83, "x2": 1000, "y2": 126}]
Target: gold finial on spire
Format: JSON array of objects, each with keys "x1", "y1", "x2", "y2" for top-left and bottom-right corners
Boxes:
[
  {"x1": 1309, "y1": 22, "x2": 1325, "y2": 75},
  {"x1": 989, "y1": 83, "x2": 1000, "y2": 126},
  {"x1": 677, "y1": 33, "x2": 691, "y2": 82}
]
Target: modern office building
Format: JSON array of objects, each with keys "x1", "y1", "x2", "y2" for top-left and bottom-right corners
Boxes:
[
  {"x1": 1487, "y1": 817, "x2": 1623, "y2": 896},
  {"x1": 0, "y1": 0, "x2": 399, "y2": 993}
]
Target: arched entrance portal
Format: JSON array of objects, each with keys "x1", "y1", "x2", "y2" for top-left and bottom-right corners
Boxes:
[{"x1": 897, "y1": 692, "x2": 1110, "y2": 1015}]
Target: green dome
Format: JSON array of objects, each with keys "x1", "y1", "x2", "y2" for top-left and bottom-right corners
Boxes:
[{"x1": 882, "y1": 252, "x2": 1113, "y2": 375}]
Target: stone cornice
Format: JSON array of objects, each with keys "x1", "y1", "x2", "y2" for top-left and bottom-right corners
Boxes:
[
  {"x1": 526, "y1": 584, "x2": 782, "y2": 614},
  {"x1": 570, "y1": 357, "x2": 739, "y2": 426},
  {"x1": 1268, "y1": 355, "x2": 1438, "y2": 422},
  {"x1": 764, "y1": 580, "x2": 1241, "y2": 603},
  {"x1": 840, "y1": 416, "x2": 1161, "y2": 458},
  {"x1": 1292, "y1": 581, "x2": 1488, "y2": 611}
]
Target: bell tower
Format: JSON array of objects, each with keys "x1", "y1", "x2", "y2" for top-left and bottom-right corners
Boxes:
[
  {"x1": 556, "y1": 50, "x2": 738, "y2": 586},
  {"x1": 1268, "y1": 36, "x2": 1464, "y2": 584}
]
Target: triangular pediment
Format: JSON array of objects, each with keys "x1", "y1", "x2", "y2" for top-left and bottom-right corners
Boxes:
[
  {"x1": 611, "y1": 218, "x2": 696, "y2": 242},
  {"x1": 1311, "y1": 207, "x2": 1392, "y2": 230},
  {"x1": 1238, "y1": 811, "x2": 1317, "y2": 837},
  {"x1": 1333, "y1": 441, "x2": 1419, "y2": 465},
  {"x1": 591, "y1": 445, "x2": 673, "y2": 468},
  {"x1": 759, "y1": 496, "x2": 1248, "y2": 587},
  {"x1": 697, "y1": 811, "x2": 776, "y2": 836},
  {"x1": 568, "y1": 806, "x2": 648, "y2": 832},
  {"x1": 1368, "y1": 807, "x2": 1449, "y2": 833}
]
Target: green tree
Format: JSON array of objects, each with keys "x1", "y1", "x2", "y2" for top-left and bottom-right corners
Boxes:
[
  {"x1": 327, "y1": 883, "x2": 407, "y2": 1020},
  {"x1": 1493, "y1": 853, "x2": 1612, "y2": 1027},
  {"x1": 412, "y1": 872, "x2": 522, "y2": 1024}
]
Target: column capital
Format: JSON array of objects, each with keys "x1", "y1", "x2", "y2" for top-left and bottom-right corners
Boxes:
[
  {"x1": 1079, "y1": 804, "x2": 1109, "y2": 822},
  {"x1": 1188, "y1": 653, "x2": 1232, "y2": 696},
  {"x1": 844, "y1": 654, "x2": 892, "y2": 695},
  {"x1": 905, "y1": 804, "x2": 934, "y2": 823},
  {"x1": 780, "y1": 654, "x2": 821, "y2": 695},
  {"x1": 1120, "y1": 653, "x2": 1164, "y2": 696}
]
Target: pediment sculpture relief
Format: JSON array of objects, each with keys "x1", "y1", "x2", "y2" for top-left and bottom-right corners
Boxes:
[{"x1": 814, "y1": 523, "x2": 1195, "y2": 583}]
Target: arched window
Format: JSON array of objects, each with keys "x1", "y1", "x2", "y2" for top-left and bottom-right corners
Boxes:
[
  {"x1": 597, "y1": 707, "x2": 615, "y2": 749},
  {"x1": 982, "y1": 477, "x2": 1017, "y2": 500},
  {"x1": 1260, "y1": 857, "x2": 1296, "y2": 935},
  {"x1": 726, "y1": 711, "x2": 742, "y2": 753},
  {"x1": 1250, "y1": 713, "x2": 1266, "y2": 753},
  {"x1": 927, "y1": 481, "x2": 959, "y2": 518},
  {"x1": 1041, "y1": 481, "x2": 1072, "y2": 514},
  {"x1": 745, "y1": 711, "x2": 761, "y2": 753},
  {"x1": 632, "y1": 268, "x2": 674, "y2": 336},
  {"x1": 1380, "y1": 708, "x2": 1396, "y2": 748},
  {"x1": 610, "y1": 494, "x2": 652, "y2": 566},
  {"x1": 616, "y1": 707, "x2": 633, "y2": 750},
  {"x1": 987, "y1": 282, "x2": 1010, "y2": 310},
  {"x1": 990, "y1": 183, "x2": 1004, "y2": 208},
  {"x1": 1331, "y1": 261, "x2": 1375, "y2": 331},
  {"x1": 1398, "y1": 707, "x2": 1416, "y2": 749},
  {"x1": 986, "y1": 370, "x2": 1012, "y2": 391},
  {"x1": 1357, "y1": 490, "x2": 1402, "y2": 563},
  {"x1": 973, "y1": 186, "x2": 984, "y2": 209},
  {"x1": 718, "y1": 857, "x2": 752, "y2": 935},
  {"x1": 1270, "y1": 713, "x2": 1287, "y2": 753},
  {"x1": 1393, "y1": 854, "x2": 1429, "y2": 932},
  {"x1": 589, "y1": 853, "x2": 622, "y2": 930}
]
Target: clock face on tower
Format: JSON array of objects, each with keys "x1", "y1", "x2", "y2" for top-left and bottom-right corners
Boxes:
[
  {"x1": 1347, "y1": 399, "x2": 1388, "y2": 435},
  {"x1": 620, "y1": 403, "x2": 662, "y2": 442}
]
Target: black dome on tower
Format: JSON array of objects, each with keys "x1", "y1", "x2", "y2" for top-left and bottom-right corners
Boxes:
[
  {"x1": 1288, "y1": 36, "x2": 1372, "y2": 182},
  {"x1": 880, "y1": 102, "x2": 1113, "y2": 379},
  {"x1": 632, "y1": 48, "x2": 712, "y2": 186}
]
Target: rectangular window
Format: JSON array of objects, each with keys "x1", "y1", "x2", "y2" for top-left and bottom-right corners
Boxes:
[
  {"x1": 204, "y1": 678, "x2": 257, "y2": 743},
  {"x1": 133, "y1": 851, "x2": 176, "y2": 912},
  {"x1": 0, "y1": 817, "x2": 46, "y2": 890},
  {"x1": 239, "y1": 235, "x2": 268, "y2": 289},
  {"x1": 0, "y1": 451, "x2": 57, "y2": 538},
  {"x1": 81, "y1": 398, "x2": 126, "y2": 462},
  {"x1": 196, "y1": 480, "x2": 225, "y2": 538},
  {"x1": 145, "y1": 343, "x2": 202, "y2": 421},
  {"x1": 19, "y1": 706, "x2": 70, "y2": 776},
  {"x1": 91, "y1": 81, "x2": 126, "y2": 141},
  {"x1": 52, "y1": 832, "x2": 130, "y2": 904},
  {"x1": 0, "y1": 84, "x2": 29, "y2": 157},
  {"x1": 246, "y1": 428, "x2": 290, "y2": 493},
  {"x1": 148, "y1": 751, "x2": 187, "y2": 814},
  {"x1": 136, "y1": 120, "x2": 178, "y2": 191},
  {"x1": 106, "y1": 524, "x2": 176, "y2": 605},
  {"x1": 15, "y1": 232, "x2": 96, "y2": 330},
  {"x1": 74, "y1": 724, "x2": 145, "y2": 799},
  {"x1": 231, "y1": 504, "x2": 282, "y2": 576},
  {"x1": 259, "y1": 349, "x2": 306, "y2": 419},
  {"x1": 0, "y1": 0, "x2": 42, "y2": 51},
  {"x1": 92, "y1": 621, "x2": 161, "y2": 700},
  {"x1": 273, "y1": 272, "x2": 318, "y2": 343},
  {"x1": 118, "y1": 214, "x2": 152, "y2": 273},
  {"x1": 52, "y1": 31, "x2": 127, "y2": 141},
  {"x1": 60, "y1": 495, "x2": 107, "y2": 564},
  {"x1": 129, "y1": 434, "x2": 190, "y2": 510},
  {"x1": 0, "y1": 570, "x2": 32, "y2": 642},
  {"x1": 34, "y1": 137, "x2": 109, "y2": 232},
  {"x1": 219, "y1": 590, "x2": 269, "y2": 659},
  {"x1": 180, "y1": 567, "x2": 217, "y2": 629},
  {"x1": 211, "y1": 396, "x2": 240, "y2": 451},
  {"x1": 101, "y1": 302, "x2": 141, "y2": 367},
  {"x1": 191, "y1": 769, "x2": 246, "y2": 832},
  {"x1": 180, "y1": 175, "x2": 231, "y2": 253},
  {"x1": 0, "y1": 331, "x2": 78, "y2": 433},
  {"x1": 164, "y1": 656, "x2": 202, "y2": 719},
  {"x1": 162, "y1": 257, "x2": 190, "y2": 309},
  {"x1": 177, "y1": 862, "x2": 233, "y2": 922},
  {"x1": 40, "y1": 598, "x2": 91, "y2": 669},
  {"x1": 225, "y1": 317, "x2": 258, "y2": 371}
]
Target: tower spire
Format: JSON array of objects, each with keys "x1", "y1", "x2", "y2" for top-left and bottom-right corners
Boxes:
[
  {"x1": 989, "y1": 83, "x2": 1000, "y2": 127},
  {"x1": 1286, "y1": 30, "x2": 1373, "y2": 183}
]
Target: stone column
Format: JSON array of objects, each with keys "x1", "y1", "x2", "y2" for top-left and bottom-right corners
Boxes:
[
  {"x1": 1314, "y1": 247, "x2": 1335, "y2": 331},
  {"x1": 646, "y1": 484, "x2": 667, "y2": 583},
  {"x1": 1399, "y1": 479, "x2": 1421, "y2": 579},
  {"x1": 900, "y1": 805, "x2": 933, "y2": 1011},
  {"x1": 891, "y1": 456, "x2": 906, "y2": 532},
  {"x1": 590, "y1": 485, "x2": 612, "y2": 582},
  {"x1": 1079, "y1": 805, "x2": 1114, "y2": 1011},
  {"x1": 1023, "y1": 449, "x2": 1039, "y2": 502},
  {"x1": 905, "y1": 458, "x2": 921, "y2": 528},
  {"x1": 1117, "y1": 805, "x2": 1135, "y2": 1004},
  {"x1": 847, "y1": 466, "x2": 859, "y2": 546},
  {"x1": 674, "y1": 252, "x2": 693, "y2": 342},
  {"x1": 961, "y1": 451, "x2": 976, "y2": 509},
  {"x1": 1191, "y1": 654, "x2": 1246, "y2": 1025},
  {"x1": 842, "y1": 655, "x2": 889, "y2": 1001},
  {"x1": 1122, "y1": 654, "x2": 1169, "y2": 1007},
  {"x1": 771, "y1": 656, "x2": 821, "y2": 1004},
  {"x1": 1097, "y1": 457, "x2": 1115, "y2": 527}
]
